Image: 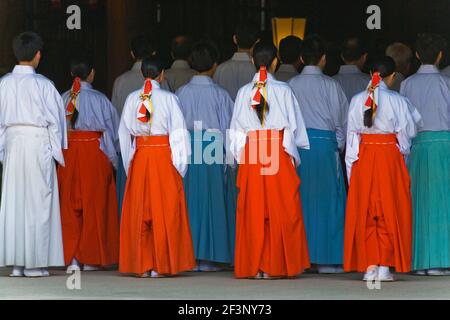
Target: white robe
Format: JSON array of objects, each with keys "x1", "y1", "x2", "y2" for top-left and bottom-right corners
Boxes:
[
  {"x1": 0, "y1": 65, "x2": 67, "y2": 268},
  {"x1": 229, "y1": 72, "x2": 310, "y2": 166},
  {"x1": 119, "y1": 80, "x2": 191, "y2": 177},
  {"x1": 346, "y1": 81, "x2": 420, "y2": 181},
  {"x1": 62, "y1": 82, "x2": 120, "y2": 168}
]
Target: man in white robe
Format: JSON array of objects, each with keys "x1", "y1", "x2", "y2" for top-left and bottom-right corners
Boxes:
[
  {"x1": 0, "y1": 32, "x2": 67, "y2": 277},
  {"x1": 214, "y1": 22, "x2": 260, "y2": 100}
]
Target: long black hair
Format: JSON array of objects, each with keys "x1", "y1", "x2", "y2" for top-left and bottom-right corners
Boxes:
[
  {"x1": 364, "y1": 56, "x2": 396, "y2": 128},
  {"x1": 252, "y1": 41, "x2": 277, "y2": 125}
]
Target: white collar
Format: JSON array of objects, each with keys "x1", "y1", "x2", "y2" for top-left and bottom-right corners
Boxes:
[{"x1": 13, "y1": 65, "x2": 36, "y2": 74}]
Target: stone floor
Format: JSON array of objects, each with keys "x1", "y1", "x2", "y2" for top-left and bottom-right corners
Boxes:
[{"x1": 1, "y1": 269, "x2": 449, "y2": 300}]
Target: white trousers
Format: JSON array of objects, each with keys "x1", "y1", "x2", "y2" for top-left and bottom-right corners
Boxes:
[{"x1": 0, "y1": 126, "x2": 64, "y2": 268}]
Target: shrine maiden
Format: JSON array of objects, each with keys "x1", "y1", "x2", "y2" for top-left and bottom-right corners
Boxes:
[
  {"x1": 119, "y1": 57, "x2": 195, "y2": 278},
  {"x1": 345, "y1": 56, "x2": 420, "y2": 282},
  {"x1": 230, "y1": 41, "x2": 310, "y2": 279},
  {"x1": 59, "y1": 58, "x2": 120, "y2": 272}
]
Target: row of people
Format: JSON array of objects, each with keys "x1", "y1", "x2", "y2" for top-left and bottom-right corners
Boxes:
[{"x1": 0, "y1": 29, "x2": 448, "y2": 282}]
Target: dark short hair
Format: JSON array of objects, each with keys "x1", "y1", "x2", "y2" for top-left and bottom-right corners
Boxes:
[
  {"x1": 190, "y1": 41, "x2": 219, "y2": 73},
  {"x1": 279, "y1": 36, "x2": 302, "y2": 65},
  {"x1": 370, "y1": 56, "x2": 396, "y2": 78},
  {"x1": 70, "y1": 57, "x2": 93, "y2": 80},
  {"x1": 131, "y1": 35, "x2": 153, "y2": 60},
  {"x1": 253, "y1": 40, "x2": 278, "y2": 69},
  {"x1": 416, "y1": 33, "x2": 447, "y2": 64},
  {"x1": 234, "y1": 22, "x2": 259, "y2": 49},
  {"x1": 141, "y1": 57, "x2": 164, "y2": 79},
  {"x1": 341, "y1": 37, "x2": 367, "y2": 62},
  {"x1": 301, "y1": 34, "x2": 326, "y2": 65},
  {"x1": 12, "y1": 31, "x2": 43, "y2": 62},
  {"x1": 171, "y1": 35, "x2": 193, "y2": 60}
]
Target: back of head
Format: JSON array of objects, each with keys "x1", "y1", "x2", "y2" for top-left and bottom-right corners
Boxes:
[
  {"x1": 341, "y1": 36, "x2": 367, "y2": 63},
  {"x1": 190, "y1": 41, "x2": 219, "y2": 73},
  {"x1": 131, "y1": 35, "x2": 153, "y2": 60},
  {"x1": 364, "y1": 56, "x2": 396, "y2": 128},
  {"x1": 141, "y1": 57, "x2": 164, "y2": 79},
  {"x1": 370, "y1": 56, "x2": 396, "y2": 78},
  {"x1": 301, "y1": 34, "x2": 326, "y2": 66},
  {"x1": 171, "y1": 35, "x2": 193, "y2": 61},
  {"x1": 279, "y1": 35, "x2": 303, "y2": 65},
  {"x1": 13, "y1": 31, "x2": 43, "y2": 62},
  {"x1": 70, "y1": 57, "x2": 93, "y2": 81},
  {"x1": 385, "y1": 42, "x2": 413, "y2": 73},
  {"x1": 252, "y1": 40, "x2": 278, "y2": 70},
  {"x1": 234, "y1": 22, "x2": 259, "y2": 50},
  {"x1": 416, "y1": 33, "x2": 447, "y2": 65}
]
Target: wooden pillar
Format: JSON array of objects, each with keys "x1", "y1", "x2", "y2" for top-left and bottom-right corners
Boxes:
[
  {"x1": 0, "y1": 0, "x2": 26, "y2": 76},
  {"x1": 105, "y1": 0, "x2": 157, "y2": 96}
]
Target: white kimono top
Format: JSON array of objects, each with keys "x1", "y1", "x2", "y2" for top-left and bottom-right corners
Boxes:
[
  {"x1": 62, "y1": 82, "x2": 120, "y2": 168},
  {"x1": 0, "y1": 65, "x2": 67, "y2": 165},
  {"x1": 346, "y1": 81, "x2": 420, "y2": 180},
  {"x1": 230, "y1": 72, "x2": 310, "y2": 167},
  {"x1": 119, "y1": 80, "x2": 191, "y2": 177}
]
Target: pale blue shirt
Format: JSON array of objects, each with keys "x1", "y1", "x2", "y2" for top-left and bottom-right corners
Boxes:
[
  {"x1": 62, "y1": 82, "x2": 120, "y2": 169},
  {"x1": 333, "y1": 65, "x2": 371, "y2": 102},
  {"x1": 289, "y1": 66, "x2": 349, "y2": 150},
  {"x1": 441, "y1": 66, "x2": 450, "y2": 78},
  {"x1": 400, "y1": 65, "x2": 450, "y2": 132},
  {"x1": 176, "y1": 76, "x2": 234, "y2": 137}
]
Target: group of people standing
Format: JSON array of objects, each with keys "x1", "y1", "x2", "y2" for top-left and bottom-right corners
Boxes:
[{"x1": 0, "y1": 22, "x2": 449, "y2": 283}]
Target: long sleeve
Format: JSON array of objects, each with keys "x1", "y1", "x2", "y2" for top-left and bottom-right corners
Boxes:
[
  {"x1": 46, "y1": 83, "x2": 67, "y2": 166},
  {"x1": 167, "y1": 95, "x2": 191, "y2": 177},
  {"x1": 345, "y1": 102, "x2": 361, "y2": 182},
  {"x1": 335, "y1": 87, "x2": 349, "y2": 151},
  {"x1": 287, "y1": 89, "x2": 310, "y2": 151},
  {"x1": 119, "y1": 97, "x2": 135, "y2": 175},
  {"x1": 229, "y1": 90, "x2": 249, "y2": 163},
  {"x1": 101, "y1": 100, "x2": 120, "y2": 169},
  {"x1": 396, "y1": 98, "x2": 420, "y2": 156}
]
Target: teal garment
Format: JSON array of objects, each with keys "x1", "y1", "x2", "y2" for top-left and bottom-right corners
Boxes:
[
  {"x1": 409, "y1": 131, "x2": 450, "y2": 271},
  {"x1": 116, "y1": 154, "x2": 126, "y2": 221},
  {"x1": 298, "y1": 129, "x2": 347, "y2": 265},
  {"x1": 184, "y1": 131, "x2": 233, "y2": 264},
  {"x1": 225, "y1": 165, "x2": 237, "y2": 263}
]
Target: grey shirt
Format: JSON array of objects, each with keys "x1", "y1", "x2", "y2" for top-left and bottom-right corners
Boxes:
[
  {"x1": 400, "y1": 65, "x2": 450, "y2": 132},
  {"x1": 275, "y1": 64, "x2": 299, "y2": 82},
  {"x1": 213, "y1": 52, "x2": 256, "y2": 101},
  {"x1": 162, "y1": 60, "x2": 197, "y2": 93},
  {"x1": 112, "y1": 61, "x2": 144, "y2": 116},
  {"x1": 333, "y1": 65, "x2": 370, "y2": 102}
]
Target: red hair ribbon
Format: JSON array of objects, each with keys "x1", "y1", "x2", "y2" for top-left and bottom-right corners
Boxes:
[
  {"x1": 251, "y1": 66, "x2": 268, "y2": 109},
  {"x1": 138, "y1": 78, "x2": 154, "y2": 124},
  {"x1": 365, "y1": 72, "x2": 381, "y2": 120},
  {"x1": 66, "y1": 77, "x2": 81, "y2": 123}
]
